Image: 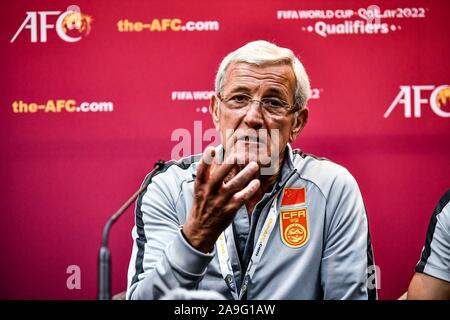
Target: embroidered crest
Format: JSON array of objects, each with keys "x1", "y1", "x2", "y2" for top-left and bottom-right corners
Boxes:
[{"x1": 280, "y1": 208, "x2": 309, "y2": 248}]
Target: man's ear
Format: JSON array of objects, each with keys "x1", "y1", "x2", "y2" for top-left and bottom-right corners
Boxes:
[
  {"x1": 210, "y1": 95, "x2": 220, "y2": 130},
  {"x1": 289, "y1": 107, "x2": 308, "y2": 142}
]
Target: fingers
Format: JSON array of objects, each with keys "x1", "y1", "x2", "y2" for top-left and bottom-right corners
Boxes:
[
  {"x1": 189, "y1": 147, "x2": 262, "y2": 250},
  {"x1": 196, "y1": 147, "x2": 262, "y2": 208},
  {"x1": 195, "y1": 146, "x2": 215, "y2": 184},
  {"x1": 208, "y1": 159, "x2": 236, "y2": 187},
  {"x1": 222, "y1": 161, "x2": 259, "y2": 194},
  {"x1": 232, "y1": 179, "x2": 261, "y2": 205}
]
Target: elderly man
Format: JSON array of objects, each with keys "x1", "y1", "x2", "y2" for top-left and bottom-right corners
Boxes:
[{"x1": 126, "y1": 40, "x2": 377, "y2": 300}]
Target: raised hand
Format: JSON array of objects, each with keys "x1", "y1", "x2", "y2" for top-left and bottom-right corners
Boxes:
[{"x1": 182, "y1": 146, "x2": 261, "y2": 253}]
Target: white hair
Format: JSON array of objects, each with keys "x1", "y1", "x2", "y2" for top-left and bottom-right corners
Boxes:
[{"x1": 214, "y1": 40, "x2": 311, "y2": 110}]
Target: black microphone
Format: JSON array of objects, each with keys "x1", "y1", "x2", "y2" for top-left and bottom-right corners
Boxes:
[{"x1": 97, "y1": 160, "x2": 166, "y2": 300}]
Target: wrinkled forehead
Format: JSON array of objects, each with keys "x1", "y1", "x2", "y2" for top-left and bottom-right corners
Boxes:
[{"x1": 221, "y1": 61, "x2": 296, "y2": 95}]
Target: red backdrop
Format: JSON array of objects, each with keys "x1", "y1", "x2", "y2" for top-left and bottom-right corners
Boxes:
[{"x1": 1, "y1": 0, "x2": 449, "y2": 300}]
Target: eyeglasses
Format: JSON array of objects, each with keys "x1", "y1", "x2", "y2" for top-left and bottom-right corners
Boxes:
[{"x1": 217, "y1": 93, "x2": 297, "y2": 115}]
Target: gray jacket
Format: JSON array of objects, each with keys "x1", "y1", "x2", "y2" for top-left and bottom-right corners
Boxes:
[{"x1": 127, "y1": 144, "x2": 377, "y2": 300}]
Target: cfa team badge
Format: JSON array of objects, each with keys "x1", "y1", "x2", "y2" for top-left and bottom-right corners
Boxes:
[{"x1": 280, "y1": 207, "x2": 309, "y2": 248}]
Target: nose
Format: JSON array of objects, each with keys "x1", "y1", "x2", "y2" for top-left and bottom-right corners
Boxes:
[{"x1": 243, "y1": 100, "x2": 264, "y2": 129}]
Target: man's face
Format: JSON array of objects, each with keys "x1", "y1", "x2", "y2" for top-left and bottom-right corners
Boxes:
[{"x1": 211, "y1": 62, "x2": 307, "y2": 170}]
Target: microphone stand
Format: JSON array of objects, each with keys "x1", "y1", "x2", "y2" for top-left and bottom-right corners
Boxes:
[{"x1": 97, "y1": 160, "x2": 165, "y2": 300}]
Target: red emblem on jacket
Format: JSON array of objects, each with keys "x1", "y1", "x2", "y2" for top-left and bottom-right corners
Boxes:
[
  {"x1": 280, "y1": 208, "x2": 309, "y2": 248},
  {"x1": 281, "y1": 188, "x2": 306, "y2": 206}
]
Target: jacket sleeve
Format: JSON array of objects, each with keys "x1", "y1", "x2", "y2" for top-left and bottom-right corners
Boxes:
[
  {"x1": 415, "y1": 190, "x2": 450, "y2": 282},
  {"x1": 126, "y1": 170, "x2": 214, "y2": 300},
  {"x1": 320, "y1": 168, "x2": 377, "y2": 300}
]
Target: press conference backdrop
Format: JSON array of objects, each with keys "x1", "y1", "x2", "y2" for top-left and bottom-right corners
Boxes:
[{"x1": 1, "y1": 0, "x2": 449, "y2": 300}]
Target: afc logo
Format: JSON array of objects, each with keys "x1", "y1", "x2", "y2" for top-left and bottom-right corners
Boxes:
[
  {"x1": 384, "y1": 85, "x2": 450, "y2": 118},
  {"x1": 10, "y1": 5, "x2": 92, "y2": 43}
]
